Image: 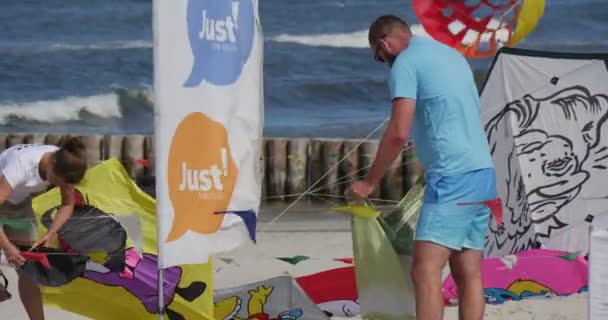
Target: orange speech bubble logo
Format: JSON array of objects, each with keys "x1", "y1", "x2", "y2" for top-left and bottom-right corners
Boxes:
[{"x1": 166, "y1": 112, "x2": 237, "y2": 243}]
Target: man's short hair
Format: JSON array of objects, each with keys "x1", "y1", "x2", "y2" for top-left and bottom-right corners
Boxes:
[{"x1": 368, "y1": 15, "x2": 411, "y2": 45}]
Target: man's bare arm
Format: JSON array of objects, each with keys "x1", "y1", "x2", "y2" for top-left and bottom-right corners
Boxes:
[{"x1": 364, "y1": 98, "x2": 416, "y2": 186}]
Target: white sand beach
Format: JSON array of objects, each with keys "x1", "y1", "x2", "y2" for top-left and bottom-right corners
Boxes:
[{"x1": 0, "y1": 207, "x2": 589, "y2": 319}]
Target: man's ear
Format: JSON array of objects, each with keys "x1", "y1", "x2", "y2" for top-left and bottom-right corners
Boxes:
[{"x1": 378, "y1": 38, "x2": 389, "y2": 51}]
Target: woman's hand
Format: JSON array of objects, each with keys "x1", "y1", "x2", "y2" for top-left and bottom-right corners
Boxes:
[
  {"x1": 32, "y1": 231, "x2": 55, "y2": 249},
  {"x1": 4, "y1": 243, "x2": 25, "y2": 268}
]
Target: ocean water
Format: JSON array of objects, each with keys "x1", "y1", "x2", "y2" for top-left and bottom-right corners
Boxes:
[{"x1": 0, "y1": 0, "x2": 607, "y2": 138}]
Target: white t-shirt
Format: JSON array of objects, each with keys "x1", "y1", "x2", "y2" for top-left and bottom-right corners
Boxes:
[{"x1": 0, "y1": 144, "x2": 60, "y2": 205}]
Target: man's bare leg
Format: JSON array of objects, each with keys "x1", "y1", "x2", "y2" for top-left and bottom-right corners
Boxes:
[
  {"x1": 449, "y1": 248, "x2": 484, "y2": 320},
  {"x1": 411, "y1": 241, "x2": 452, "y2": 320}
]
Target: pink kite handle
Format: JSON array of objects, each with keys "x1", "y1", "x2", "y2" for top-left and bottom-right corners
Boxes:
[
  {"x1": 22, "y1": 252, "x2": 51, "y2": 270},
  {"x1": 457, "y1": 198, "x2": 504, "y2": 225}
]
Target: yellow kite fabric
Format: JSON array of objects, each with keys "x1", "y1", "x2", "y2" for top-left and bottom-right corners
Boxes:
[
  {"x1": 510, "y1": 0, "x2": 545, "y2": 46},
  {"x1": 31, "y1": 158, "x2": 213, "y2": 320}
]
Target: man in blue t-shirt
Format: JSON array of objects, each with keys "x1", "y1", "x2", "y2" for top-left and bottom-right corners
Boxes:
[{"x1": 348, "y1": 15, "x2": 496, "y2": 320}]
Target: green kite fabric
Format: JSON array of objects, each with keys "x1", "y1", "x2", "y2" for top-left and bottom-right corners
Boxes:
[
  {"x1": 352, "y1": 216, "x2": 416, "y2": 320},
  {"x1": 558, "y1": 251, "x2": 581, "y2": 262},
  {"x1": 379, "y1": 175, "x2": 425, "y2": 255},
  {"x1": 277, "y1": 255, "x2": 310, "y2": 265},
  {"x1": 351, "y1": 175, "x2": 424, "y2": 319}
]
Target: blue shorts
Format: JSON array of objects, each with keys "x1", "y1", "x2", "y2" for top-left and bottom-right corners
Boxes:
[{"x1": 415, "y1": 168, "x2": 496, "y2": 251}]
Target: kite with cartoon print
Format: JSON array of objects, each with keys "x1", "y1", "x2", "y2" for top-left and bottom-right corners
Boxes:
[
  {"x1": 26, "y1": 159, "x2": 214, "y2": 320},
  {"x1": 485, "y1": 85, "x2": 608, "y2": 255}
]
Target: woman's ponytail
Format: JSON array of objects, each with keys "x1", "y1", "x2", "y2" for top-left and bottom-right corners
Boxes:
[{"x1": 52, "y1": 137, "x2": 88, "y2": 184}]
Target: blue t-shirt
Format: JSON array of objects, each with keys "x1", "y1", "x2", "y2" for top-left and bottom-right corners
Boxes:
[{"x1": 388, "y1": 36, "x2": 494, "y2": 178}]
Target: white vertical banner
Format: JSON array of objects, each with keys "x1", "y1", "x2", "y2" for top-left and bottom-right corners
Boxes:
[
  {"x1": 589, "y1": 228, "x2": 608, "y2": 320},
  {"x1": 154, "y1": 0, "x2": 264, "y2": 268}
]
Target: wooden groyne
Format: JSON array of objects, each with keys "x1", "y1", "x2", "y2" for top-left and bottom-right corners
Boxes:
[{"x1": 0, "y1": 133, "x2": 422, "y2": 203}]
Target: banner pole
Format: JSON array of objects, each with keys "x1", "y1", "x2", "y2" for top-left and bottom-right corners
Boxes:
[
  {"x1": 158, "y1": 266, "x2": 164, "y2": 320},
  {"x1": 151, "y1": 0, "x2": 163, "y2": 318},
  {"x1": 588, "y1": 223, "x2": 592, "y2": 320}
]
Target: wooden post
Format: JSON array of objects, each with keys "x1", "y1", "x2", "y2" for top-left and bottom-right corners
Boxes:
[
  {"x1": 0, "y1": 134, "x2": 8, "y2": 153},
  {"x1": 78, "y1": 135, "x2": 103, "y2": 168},
  {"x1": 381, "y1": 151, "x2": 403, "y2": 201},
  {"x1": 359, "y1": 141, "x2": 381, "y2": 199},
  {"x1": 403, "y1": 142, "x2": 421, "y2": 191},
  {"x1": 122, "y1": 135, "x2": 146, "y2": 177},
  {"x1": 324, "y1": 140, "x2": 343, "y2": 199},
  {"x1": 104, "y1": 135, "x2": 125, "y2": 160},
  {"x1": 45, "y1": 134, "x2": 65, "y2": 146},
  {"x1": 144, "y1": 135, "x2": 155, "y2": 176},
  {"x1": 24, "y1": 134, "x2": 46, "y2": 145},
  {"x1": 308, "y1": 140, "x2": 323, "y2": 202},
  {"x1": 260, "y1": 142, "x2": 267, "y2": 199},
  {"x1": 286, "y1": 138, "x2": 309, "y2": 201},
  {"x1": 266, "y1": 138, "x2": 288, "y2": 200},
  {"x1": 6, "y1": 134, "x2": 26, "y2": 147},
  {"x1": 339, "y1": 140, "x2": 360, "y2": 201},
  {"x1": 310, "y1": 139, "x2": 342, "y2": 202}
]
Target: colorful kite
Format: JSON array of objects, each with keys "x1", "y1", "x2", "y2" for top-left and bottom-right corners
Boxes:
[
  {"x1": 288, "y1": 249, "x2": 588, "y2": 317},
  {"x1": 412, "y1": 0, "x2": 545, "y2": 58},
  {"x1": 331, "y1": 176, "x2": 425, "y2": 320},
  {"x1": 29, "y1": 158, "x2": 214, "y2": 320},
  {"x1": 442, "y1": 249, "x2": 588, "y2": 305},
  {"x1": 296, "y1": 267, "x2": 359, "y2": 318}
]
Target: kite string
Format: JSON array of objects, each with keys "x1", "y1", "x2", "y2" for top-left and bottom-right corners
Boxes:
[
  {"x1": 308, "y1": 193, "x2": 340, "y2": 208},
  {"x1": 0, "y1": 196, "x2": 400, "y2": 225},
  {"x1": 257, "y1": 117, "x2": 390, "y2": 233},
  {"x1": 305, "y1": 144, "x2": 416, "y2": 194},
  {"x1": 261, "y1": 155, "x2": 412, "y2": 201},
  {"x1": 261, "y1": 156, "x2": 416, "y2": 202},
  {"x1": 307, "y1": 193, "x2": 399, "y2": 204},
  {"x1": 308, "y1": 157, "x2": 417, "y2": 195},
  {"x1": 260, "y1": 143, "x2": 416, "y2": 202}
]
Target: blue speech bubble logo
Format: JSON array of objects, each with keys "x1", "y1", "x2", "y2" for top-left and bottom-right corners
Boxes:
[{"x1": 184, "y1": 0, "x2": 254, "y2": 87}]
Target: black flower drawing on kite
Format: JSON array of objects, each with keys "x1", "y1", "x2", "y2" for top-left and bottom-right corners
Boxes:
[{"x1": 484, "y1": 86, "x2": 608, "y2": 255}]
